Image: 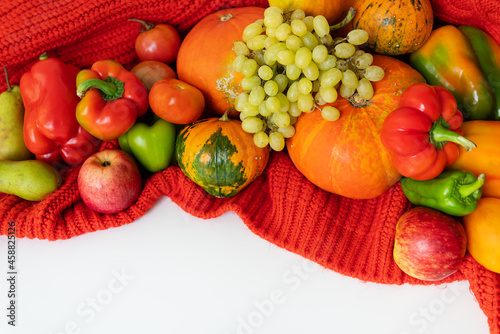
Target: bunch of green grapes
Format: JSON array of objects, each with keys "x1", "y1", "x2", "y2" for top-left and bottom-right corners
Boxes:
[{"x1": 232, "y1": 6, "x2": 385, "y2": 151}]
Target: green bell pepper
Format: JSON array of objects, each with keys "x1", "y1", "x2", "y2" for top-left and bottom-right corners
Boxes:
[
  {"x1": 458, "y1": 25, "x2": 500, "y2": 121},
  {"x1": 118, "y1": 117, "x2": 176, "y2": 173},
  {"x1": 400, "y1": 170, "x2": 486, "y2": 216},
  {"x1": 409, "y1": 25, "x2": 495, "y2": 121}
]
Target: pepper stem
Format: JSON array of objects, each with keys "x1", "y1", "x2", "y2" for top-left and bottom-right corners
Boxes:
[
  {"x1": 3, "y1": 66, "x2": 11, "y2": 91},
  {"x1": 330, "y1": 7, "x2": 356, "y2": 31},
  {"x1": 458, "y1": 173, "x2": 486, "y2": 197},
  {"x1": 430, "y1": 118, "x2": 476, "y2": 151},
  {"x1": 76, "y1": 76, "x2": 125, "y2": 101}
]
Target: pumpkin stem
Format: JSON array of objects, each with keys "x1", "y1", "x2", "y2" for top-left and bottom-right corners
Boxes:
[
  {"x1": 347, "y1": 93, "x2": 371, "y2": 107},
  {"x1": 330, "y1": 7, "x2": 356, "y2": 31},
  {"x1": 220, "y1": 13, "x2": 234, "y2": 22},
  {"x1": 220, "y1": 108, "x2": 233, "y2": 121}
]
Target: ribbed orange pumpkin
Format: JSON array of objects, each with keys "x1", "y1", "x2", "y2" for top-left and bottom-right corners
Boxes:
[
  {"x1": 351, "y1": 0, "x2": 434, "y2": 55},
  {"x1": 176, "y1": 7, "x2": 265, "y2": 118},
  {"x1": 286, "y1": 55, "x2": 425, "y2": 199},
  {"x1": 176, "y1": 112, "x2": 269, "y2": 198}
]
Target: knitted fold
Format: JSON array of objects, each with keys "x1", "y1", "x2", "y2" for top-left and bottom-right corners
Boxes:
[{"x1": 0, "y1": 0, "x2": 499, "y2": 332}]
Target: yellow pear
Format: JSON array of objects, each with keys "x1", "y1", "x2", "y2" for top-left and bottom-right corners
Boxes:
[
  {"x1": 0, "y1": 160, "x2": 62, "y2": 201},
  {"x1": 0, "y1": 66, "x2": 33, "y2": 161}
]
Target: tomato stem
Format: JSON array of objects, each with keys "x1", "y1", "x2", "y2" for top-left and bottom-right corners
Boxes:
[{"x1": 128, "y1": 18, "x2": 155, "y2": 32}]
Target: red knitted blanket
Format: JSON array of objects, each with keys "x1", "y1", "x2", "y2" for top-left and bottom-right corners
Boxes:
[{"x1": 1, "y1": 0, "x2": 499, "y2": 332}]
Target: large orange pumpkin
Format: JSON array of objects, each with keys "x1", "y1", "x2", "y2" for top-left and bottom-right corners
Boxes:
[
  {"x1": 268, "y1": 0, "x2": 355, "y2": 24},
  {"x1": 351, "y1": 0, "x2": 434, "y2": 55},
  {"x1": 176, "y1": 7, "x2": 265, "y2": 118},
  {"x1": 286, "y1": 55, "x2": 425, "y2": 199}
]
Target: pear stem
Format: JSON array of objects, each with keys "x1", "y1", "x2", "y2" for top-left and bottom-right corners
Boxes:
[{"x1": 3, "y1": 66, "x2": 11, "y2": 91}]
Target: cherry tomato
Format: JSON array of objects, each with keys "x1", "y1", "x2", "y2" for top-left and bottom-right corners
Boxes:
[
  {"x1": 131, "y1": 60, "x2": 177, "y2": 91},
  {"x1": 149, "y1": 78, "x2": 205, "y2": 124},
  {"x1": 130, "y1": 19, "x2": 181, "y2": 64}
]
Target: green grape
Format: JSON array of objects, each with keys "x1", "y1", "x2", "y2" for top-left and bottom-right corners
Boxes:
[
  {"x1": 312, "y1": 44, "x2": 328, "y2": 64},
  {"x1": 320, "y1": 67, "x2": 342, "y2": 87},
  {"x1": 312, "y1": 15, "x2": 329, "y2": 37},
  {"x1": 275, "y1": 22, "x2": 291, "y2": 41},
  {"x1": 241, "y1": 58, "x2": 259, "y2": 77},
  {"x1": 233, "y1": 41, "x2": 250, "y2": 56},
  {"x1": 269, "y1": 131, "x2": 285, "y2": 151},
  {"x1": 263, "y1": 80, "x2": 279, "y2": 96},
  {"x1": 290, "y1": 9, "x2": 305, "y2": 20},
  {"x1": 289, "y1": 101, "x2": 302, "y2": 117},
  {"x1": 347, "y1": 29, "x2": 369, "y2": 45},
  {"x1": 295, "y1": 46, "x2": 312, "y2": 69},
  {"x1": 277, "y1": 92, "x2": 290, "y2": 112},
  {"x1": 312, "y1": 79, "x2": 320, "y2": 92},
  {"x1": 277, "y1": 49, "x2": 295, "y2": 65},
  {"x1": 264, "y1": 42, "x2": 287, "y2": 65},
  {"x1": 264, "y1": 36, "x2": 279, "y2": 49},
  {"x1": 273, "y1": 111, "x2": 291, "y2": 128},
  {"x1": 290, "y1": 19, "x2": 308, "y2": 37},
  {"x1": 298, "y1": 77, "x2": 313, "y2": 95},
  {"x1": 240, "y1": 75, "x2": 261, "y2": 91},
  {"x1": 249, "y1": 85, "x2": 266, "y2": 106},
  {"x1": 243, "y1": 22, "x2": 263, "y2": 42},
  {"x1": 258, "y1": 65, "x2": 274, "y2": 81},
  {"x1": 286, "y1": 63, "x2": 302, "y2": 81},
  {"x1": 302, "y1": 16, "x2": 314, "y2": 32},
  {"x1": 278, "y1": 124, "x2": 296, "y2": 138},
  {"x1": 253, "y1": 52, "x2": 266, "y2": 66},
  {"x1": 286, "y1": 81, "x2": 300, "y2": 102},
  {"x1": 264, "y1": 6, "x2": 282, "y2": 16},
  {"x1": 314, "y1": 91, "x2": 326, "y2": 105},
  {"x1": 253, "y1": 131, "x2": 269, "y2": 148},
  {"x1": 274, "y1": 73, "x2": 288, "y2": 92},
  {"x1": 265, "y1": 26, "x2": 277, "y2": 38},
  {"x1": 234, "y1": 92, "x2": 249, "y2": 111},
  {"x1": 302, "y1": 61, "x2": 319, "y2": 81},
  {"x1": 342, "y1": 69, "x2": 358, "y2": 90},
  {"x1": 263, "y1": 11, "x2": 283, "y2": 29},
  {"x1": 242, "y1": 116, "x2": 264, "y2": 133},
  {"x1": 285, "y1": 34, "x2": 303, "y2": 52},
  {"x1": 357, "y1": 77, "x2": 374, "y2": 100},
  {"x1": 258, "y1": 101, "x2": 272, "y2": 117},
  {"x1": 289, "y1": 115, "x2": 298, "y2": 125},
  {"x1": 317, "y1": 54, "x2": 337, "y2": 71},
  {"x1": 249, "y1": 34, "x2": 267, "y2": 51},
  {"x1": 355, "y1": 53, "x2": 373, "y2": 69},
  {"x1": 300, "y1": 31, "x2": 319, "y2": 50},
  {"x1": 297, "y1": 93, "x2": 315, "y2": 112},
  {"x1": 242, "y1": 101, "x2": 260, "y2": 116},
  {"x1": 318, "y1": 85, "x2": 338, "y2": 103},
  {"x1": 321, "y1": 105, "x2": 340, "y2": 121},
  {"x1": 239, "y1": 111, "x2": 248, "y2": 121},
  {"x1": 334, "y1": 42, "x2": 356, "y2": 59},
  {"x1": 364, "y1": 65, "x2": 385, "y2": 82},
  {"x1": 339, "y1": 83, "x2": 356, "y2": 98},
  {"x1": 266, "y1": 96, "x2": 281, "y2": 113},
  {"x1": 232, "y1": 54, "x2": 247, "y2": 73}
]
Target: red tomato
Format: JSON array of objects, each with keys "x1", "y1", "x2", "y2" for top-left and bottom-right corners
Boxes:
[
  {"x1": 131, "y1": 60, "x2": 177, "y2": 91},
  {"x1": 130, "y1": 19, "x2": 181, "y2": 64},
  {"x1": 149, "y1": 78, "x2": 205, "y2": 124}
]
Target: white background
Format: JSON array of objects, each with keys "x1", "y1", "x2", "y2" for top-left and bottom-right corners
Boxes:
[{"x1": 0, "y1": 196, "x2": 490, "y2": 334}]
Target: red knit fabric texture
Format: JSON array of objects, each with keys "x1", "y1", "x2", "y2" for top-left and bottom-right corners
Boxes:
[{"x1": 0, "y1": 0, "x2": 499, "y2": 332}]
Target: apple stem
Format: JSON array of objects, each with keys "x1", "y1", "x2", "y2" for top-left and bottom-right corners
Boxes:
[
  {"x1": 458, "y1": 173, "x2": 486, "y2": 197},
  {"x1": 102, "y1": 161, "x2": 111, "y2": 167}
]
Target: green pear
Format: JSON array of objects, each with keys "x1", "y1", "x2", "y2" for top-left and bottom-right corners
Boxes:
[
  {"x1": 0, "y1": 160, "x2": 62, "y2": 201},
  {"x1": 0, "y1": 66, "x2": 33, "y2": 161}
]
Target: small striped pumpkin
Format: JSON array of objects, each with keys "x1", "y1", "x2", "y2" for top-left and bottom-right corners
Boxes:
[
  {"x1": 351, "y1": 0, "x2": 434, "y2": 55},
  {"x1": 176, "y1": 112, "x2": 269, "y2": 198}
]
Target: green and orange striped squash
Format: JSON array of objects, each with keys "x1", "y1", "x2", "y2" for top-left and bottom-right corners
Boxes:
[
  {"x1": 286, "y1": 55, "x2": 425, "y2": 199},
  {"x1": 176, "y1": 111, "x2": 270, "y2": 198},
  {"x1": 350, "y1": 0, "x2": 434, "y2": 55}
]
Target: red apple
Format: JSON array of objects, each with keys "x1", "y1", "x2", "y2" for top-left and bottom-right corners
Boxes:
[
  {"x1": 393, "y1": 206, "x2": 467, "y2": 281},
  {"x1": 78, "y1": 149, "x2": 142, "y2": 214}
]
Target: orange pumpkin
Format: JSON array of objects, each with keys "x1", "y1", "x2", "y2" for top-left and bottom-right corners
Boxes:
[
  {"x1": 286, "y1": 55, "x2": 425, "y2": 199},
  {"x1": 351, "y1": 0, "x2": 434, "y2": 55},
  {"x1": 268, "y1": 0, "x2": 355, "y2": 24},
  {"x1": 176, "y1": 7, "x2": 265, "y2": 118}
]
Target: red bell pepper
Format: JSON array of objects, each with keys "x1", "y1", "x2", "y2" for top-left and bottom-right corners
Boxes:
[
  {"x1": 381, "y1": 83, "x2": 476, "y2": 181},
  {"x1": 20, "y1": 53, "x2": 102, "y2": 166},
  {"x1": 75, "y1": 60, "x2": 149, "y2": 140}
]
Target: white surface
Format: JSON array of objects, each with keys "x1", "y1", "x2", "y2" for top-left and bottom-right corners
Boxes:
[{"x1": 0, "y1": 196, "x2": 490, "y2": 334}]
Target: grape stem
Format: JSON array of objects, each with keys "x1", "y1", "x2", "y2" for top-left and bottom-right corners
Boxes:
[{"x1": 330, "y1": 7, "x2": 356, "y2": 31}]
